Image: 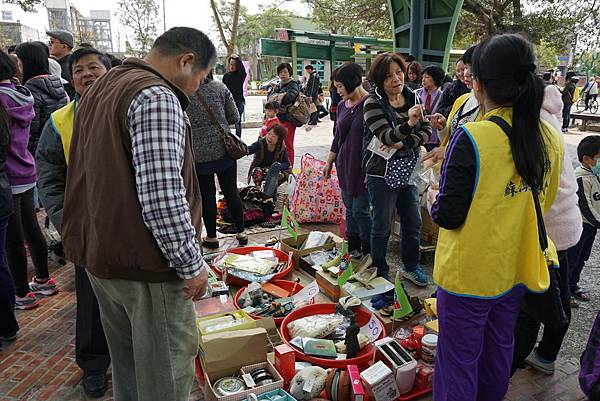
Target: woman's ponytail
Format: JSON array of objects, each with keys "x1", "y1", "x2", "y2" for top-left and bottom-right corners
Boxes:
[{"x1": 472, "y1": 34, "x2": 549, "y2": 190}]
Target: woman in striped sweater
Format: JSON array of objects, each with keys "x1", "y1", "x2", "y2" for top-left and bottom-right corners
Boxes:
[{"x1": 362, "y1": 52, "x2": 431, "y2": 284}]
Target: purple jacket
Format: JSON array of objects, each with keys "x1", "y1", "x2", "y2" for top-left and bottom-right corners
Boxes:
[
  {"x1": 417, "y1": 87, "x2": 442, "y2": 145},
  {"x1": 0, "y1": 83, "x2": 36, "y2": 186},
  {"x1": 331, "y1": 96, "x2": 368, "y2": 196}
]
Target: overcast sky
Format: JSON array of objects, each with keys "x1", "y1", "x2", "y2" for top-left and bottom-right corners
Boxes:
[{"x1": 6, "y1": 0, "x2": 310, "y2": 52}]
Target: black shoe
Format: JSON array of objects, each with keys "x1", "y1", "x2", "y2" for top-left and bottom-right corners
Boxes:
[{"x1": 82, "y1": 373, "x2": 108, "y2": 398}]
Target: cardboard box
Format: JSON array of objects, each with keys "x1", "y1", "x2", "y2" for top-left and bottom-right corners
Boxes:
[
  {"x1": 348, "y1": 365, "x2": 366, "y2": 401},
  {"x1": 391, "y1": 209, "x2": 439, "y2": 244},
  {"x1": 281, "y1": 233, "x2": 336, "y2": 269},
  {"x1": 420, "y1": 207, "x2": 439, "y2": 244},
  {"x1": 194, "y1": 295, "x2": 236, "y2": 318},
  {"x1": 199, "y1": 328, "x2": 267, "y2": 381},
  {"x1": 316, "y1": 270, "x2": 341, "y2": 301},
  {"x1": 360, "y1": 361, "x2": 400, "y2": 401},
  {"x1": 274, "y1": 344, "x2": 295, "y2": 388}
]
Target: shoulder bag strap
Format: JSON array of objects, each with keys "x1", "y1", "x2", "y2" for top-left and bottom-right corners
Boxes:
[
  {"x1": 487, "y1": 115, "x2": 548, "y2": 251},
  {"x1": 195, "y1": 89, "x2": 229, "y2": 141}
]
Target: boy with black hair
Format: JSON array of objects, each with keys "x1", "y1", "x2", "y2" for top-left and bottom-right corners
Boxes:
[{"x1": 569, "y1": 135, "x2": 600, "y2": 306}]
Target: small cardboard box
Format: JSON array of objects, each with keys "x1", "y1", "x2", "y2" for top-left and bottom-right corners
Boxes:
[
  {"x1": 316, "y1": 269, "x2": 341, "y2": 302},
  {"x1": 281, "y1": 233, "x2": 336, "y2": 269},
  {"x1": 348, "y1": 365, "x2": 366, "y2": 401},
  {"x1": 360, "y1": 361, "x2": 400, "y2": 401},
  {"x1": 420, "y1": 207, "x2": 439, "y2": 244},
  {"x1": 274, "y1": 344, "x2": 295, "y2": 388}
]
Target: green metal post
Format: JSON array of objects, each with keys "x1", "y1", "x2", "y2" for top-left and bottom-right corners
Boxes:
[
  {"x1": 330, "y1": 42, "x2": 336, "y2": 78},
  {"x1": 291, "y1": 40, "x2": 298, "y2": 79},
  {"x1": 410, "y1": 0, "x2": 425, "y2": 61},
  {"x1": 442, "y1": 0, "x2": 465, "y2": 71}
]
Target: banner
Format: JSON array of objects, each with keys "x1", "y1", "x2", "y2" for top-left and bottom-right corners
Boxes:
[{"x1": 393, "y1": 273, "x2": 413, "y2": 319}]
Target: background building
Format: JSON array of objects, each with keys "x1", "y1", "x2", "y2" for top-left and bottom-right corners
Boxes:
[{"x1": 47, "y1": 0, "x2": 113, "y2": 52}]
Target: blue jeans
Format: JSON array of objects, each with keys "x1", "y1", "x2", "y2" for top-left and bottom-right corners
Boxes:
[
  {"x1": 235, "y1": 102, "x2": 245, "y2": 137},
  {"x1": 341, "y1": 190, "x2": 372, "y2": 247},
  {"x1": 263, "y1": 162, "x2": 282, "y2": 199},
  {"x1": 367, "y1": 176, "x2": 421, "y2": 277}
]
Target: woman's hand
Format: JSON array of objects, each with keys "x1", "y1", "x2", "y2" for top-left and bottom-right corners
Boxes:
[
  {"x1": 324, "y1": 161, "x2": 334, "y2": 179},
  {"x1": 427, "y1": 113, "x2": 447, "y2": 131},
  {"x1": 408, "y1": 105, "x2": 423, "y2": 126},
  {"x1": 423, "y1": 146, "x2": 446, "y2": 163}
]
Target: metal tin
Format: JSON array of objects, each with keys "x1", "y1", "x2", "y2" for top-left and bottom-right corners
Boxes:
[{"x1": 213, "y1": 377, "x2": 246, "y2": 396}]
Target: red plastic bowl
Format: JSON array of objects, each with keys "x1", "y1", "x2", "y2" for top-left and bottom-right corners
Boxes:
[
  {"x1": 280, "y1": 303, "x2": 386, "y2": 368},
  {"x1": 210, "y1": 246, "x2": 293, "y2": 287},
  {"x1": 233, "y1": 279, "x2": 314, "y2": 325}
]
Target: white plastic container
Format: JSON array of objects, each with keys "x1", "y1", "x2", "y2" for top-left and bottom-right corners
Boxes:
[{"x1": 421, "y1": 334, "x2": 438, "y2": 366}]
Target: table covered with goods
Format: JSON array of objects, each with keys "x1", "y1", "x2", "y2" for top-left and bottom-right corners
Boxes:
[{"x1": 195, "y1": 228, "x2": 440, "y2": 401}]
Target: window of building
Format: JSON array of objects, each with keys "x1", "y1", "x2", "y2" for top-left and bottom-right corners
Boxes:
[{"x1": 309, "y1": 60, "x2": 326, "y2": 81}]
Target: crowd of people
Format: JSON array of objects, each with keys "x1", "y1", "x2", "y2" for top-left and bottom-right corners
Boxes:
[{"x1": 0, "y1": 24, "x2": 597, "y2": 401}]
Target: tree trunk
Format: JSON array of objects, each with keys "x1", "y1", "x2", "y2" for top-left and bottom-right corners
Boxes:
[
  {"x1": 210, "y1": 0, "x2": 229, "y2": 51},
  {"x1": 228, "y1": 0, "x2": 241, "y2": 57}
]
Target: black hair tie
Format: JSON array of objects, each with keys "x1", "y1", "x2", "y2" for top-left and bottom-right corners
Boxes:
[{"x1": 514, "y1": 63, "x2": 536, "y2": 84}]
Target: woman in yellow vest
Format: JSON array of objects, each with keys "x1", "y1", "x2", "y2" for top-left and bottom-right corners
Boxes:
[{"x1": 431, "y1": 34, "x2": 563, "y2": 401}]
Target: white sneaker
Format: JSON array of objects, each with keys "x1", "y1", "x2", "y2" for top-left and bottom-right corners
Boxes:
[{"x1": 525, "y1": 349, "x2": 555, "y2": 375}]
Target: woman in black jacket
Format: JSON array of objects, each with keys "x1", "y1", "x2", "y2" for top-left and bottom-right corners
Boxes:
[
  {"x1": 0, "y1": 100, "x2": 18, "y2": 345},
  {"x1": 14, "y1": 42, "x2": 68, "y2": 156},
  {"x1": 268, "y1": 63, "x2": 299, "y2": 167}
]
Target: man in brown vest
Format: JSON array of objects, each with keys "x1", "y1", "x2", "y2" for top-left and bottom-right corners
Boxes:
[{"x1": 61, "y1": 27, "x2": 216, "y2": 401}]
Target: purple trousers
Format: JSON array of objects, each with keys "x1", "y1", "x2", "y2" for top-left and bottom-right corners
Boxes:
[{"x1": 434, "y1": 287, "x2": 527, "y2": 401}]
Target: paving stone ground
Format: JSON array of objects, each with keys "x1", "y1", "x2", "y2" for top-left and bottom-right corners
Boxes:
[{"x1": 0, "y1": 116, "x2": 593, "y2": 400}]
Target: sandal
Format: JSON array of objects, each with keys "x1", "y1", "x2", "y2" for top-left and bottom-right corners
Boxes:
[{"x1": 573, "y1": 288, "x2": 590, "y2": 302}]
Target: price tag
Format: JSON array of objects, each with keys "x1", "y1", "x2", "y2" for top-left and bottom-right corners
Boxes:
[
  {"x1": 359, "y1": 314, "x2": 383, "y2": 341},
  {"x1": 303, "y1": 374, "x2": 315, "y2": 393},
  {"x1": 292, "y1": 280, "x2": 319, "y2": 304}
]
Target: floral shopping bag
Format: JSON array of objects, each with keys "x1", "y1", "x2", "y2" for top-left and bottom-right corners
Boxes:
[{"x1": 291, "y1": 154, "x2": 345, "y2": 224}]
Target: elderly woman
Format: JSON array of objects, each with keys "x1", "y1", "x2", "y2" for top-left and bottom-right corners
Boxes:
[
  {"x1": 362, "y1": 53, "x2": 432, "y2": 284},
  {"x1": 188, "y1": 73, "x2": 246, "y2": 249},
  {"x1": 323, "y1": 62, "x2": 372, "y2": 259},
  {"x1": 268, "y1": 63, "x2": 300, "y2": 167},
  {"x1": 418, "y1": 65, "x2": 445, "y2": 150}
]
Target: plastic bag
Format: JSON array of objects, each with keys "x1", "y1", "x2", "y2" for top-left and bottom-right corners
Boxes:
[{"x1": 287, "y1": 314, "x2": 345, "y2": 339}]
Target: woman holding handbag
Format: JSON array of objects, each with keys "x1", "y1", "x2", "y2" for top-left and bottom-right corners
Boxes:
[
  {"x1": 362, "y1": 52, "x2": 431, "y2": 283},
  {"x1": 189, "y1": 72, "x2": 247, "y2": 249},
  {"x1": 268, "y1": 63, "x2": 300, "y2": 167},
  {"x1": 431, "y1": 34, "x2": 563, "y2": 401}
]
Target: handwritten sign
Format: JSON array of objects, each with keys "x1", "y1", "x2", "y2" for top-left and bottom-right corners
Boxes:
[
  {"x1": 359, "y1": 314, "x2": 383, "y2": 341},
  {"x1": 292, "y1": 280, "x2": 319, "y2": 304}
]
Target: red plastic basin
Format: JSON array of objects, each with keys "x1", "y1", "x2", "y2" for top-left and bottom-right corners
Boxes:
[
  {"x1": 280, "y1": 303, "x2": 386, "y2": 369},
  {"x1": 210, "y1": 246, "x2": 293, "y2": 287},
  {"x1": 234, "y1": 279, "x2": 313, "y2": 325}
]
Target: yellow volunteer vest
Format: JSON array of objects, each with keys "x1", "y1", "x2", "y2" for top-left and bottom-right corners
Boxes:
[
  {"x1": 433, "y1": 107, "x2": 563, "y2": 298},
  {"x1": 49, "y1": 100, "x2": 76, "y2": 165}
]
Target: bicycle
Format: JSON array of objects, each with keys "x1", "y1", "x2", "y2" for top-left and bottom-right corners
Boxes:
[{"x1": 576, "y1": 93, "x2": 599, "y2": 114}]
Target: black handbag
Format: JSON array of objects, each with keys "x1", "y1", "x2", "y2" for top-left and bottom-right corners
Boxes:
[
  {"x1": 488, "y1": 115, "x2": 568, "y2": 329},
  {"x1": 195, "y1": 89, "x2": 248, "y2": 160}
]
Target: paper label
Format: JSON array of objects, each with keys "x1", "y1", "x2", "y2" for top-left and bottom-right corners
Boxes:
[
  {"x1": 303, "y1": 374, "x2": 315, "y2": 392},
  {"x1": 242, "y1": 373, "x2": 256, "y2": 388},
  {"x1": 359, "y1": 314, "x2": 383, "y2": 341},
  {"x1": 292, "y1": 280, "x2": 319, "y2": 304}
]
